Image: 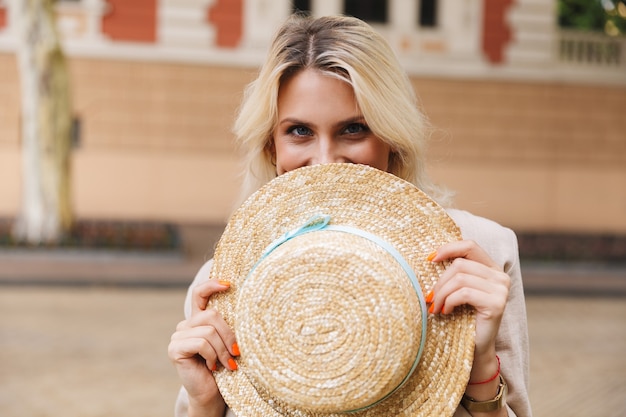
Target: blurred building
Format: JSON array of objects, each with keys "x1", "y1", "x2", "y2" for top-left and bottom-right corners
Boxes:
[{"x1": 0, "y1": 0, "x2": 624, "y2": 233}]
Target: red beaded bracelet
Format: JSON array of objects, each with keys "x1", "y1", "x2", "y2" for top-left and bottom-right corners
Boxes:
[{"x1": 468, "y1": 355, "x2": 501, "y2": 385}]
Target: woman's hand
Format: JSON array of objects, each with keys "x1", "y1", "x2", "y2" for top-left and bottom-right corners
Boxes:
[
  {"x1": 427, "y1": 240, "x2": 510, "y2": 392},
  {"x1": 168, "y1": 280, "x2": 238, "y2": 416}
]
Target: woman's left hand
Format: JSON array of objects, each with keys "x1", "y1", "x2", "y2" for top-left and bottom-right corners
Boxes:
[
  {"x1": 427, "y1": 240, "x2": 510, "y2": 359},
  {"x1": 428, "y1": 240, "x2": 511, "y2": 413}
]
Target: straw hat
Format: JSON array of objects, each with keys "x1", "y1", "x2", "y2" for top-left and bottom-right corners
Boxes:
[{"x1": 208, "y1": 163, "x2": 475, "y2": 417}]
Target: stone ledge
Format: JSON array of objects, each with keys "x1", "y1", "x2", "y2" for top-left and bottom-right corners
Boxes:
[
  {"x1": 0, "y1": 218, "x2": 181, "y2": 253},
  {"x1": 517, "y1": 231, "x2": 626, "y2": 264}
]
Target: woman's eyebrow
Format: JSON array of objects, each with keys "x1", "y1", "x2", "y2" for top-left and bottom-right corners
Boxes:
[
  {"x1": 337, "y1": 116, "x2": 366, "y2": 125},
  {"x1": 277, "y1": 115, "x2": 366, "y2": 128},
  {"x1": 278, "y1": 117, "x2": 310, "y2": 125}
]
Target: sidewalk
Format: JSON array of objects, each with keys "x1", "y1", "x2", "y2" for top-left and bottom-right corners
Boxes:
[
  {"x1": 1, "y1": 280, "x2": 624, "y2": 417},
  {"x1": 0, "y1": 224, "x2": 224, "y2": 287}
]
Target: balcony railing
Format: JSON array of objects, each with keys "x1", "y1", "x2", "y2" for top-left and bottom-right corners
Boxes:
[{"x1": 559, "y1": 29, "x2": 626, "y2": 68}]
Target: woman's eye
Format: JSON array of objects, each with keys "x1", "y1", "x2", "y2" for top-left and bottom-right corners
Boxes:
[
  {"x1": 289, "y1": 126, "x2": 312, "y2": 136},
  {"x1": 343, "y1": 123, "x2": 368, "y2": 135}
]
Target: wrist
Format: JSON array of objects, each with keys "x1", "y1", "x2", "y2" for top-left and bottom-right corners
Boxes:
[
  {"x1": 463, "y1": 351, "x2": 508, "y2": 415},
  {"x1": 462, "y1": 374, "x2": 508, "y2": 414},
  {"x1": 188, "y1": 403, "x2": 225, "y2": 417},
  {"x1": 188, "y1": 393, "x2": 226, "y2": 417},
  {"x1": 469, "y1": 349, "x2": 499, "y2": 385}
]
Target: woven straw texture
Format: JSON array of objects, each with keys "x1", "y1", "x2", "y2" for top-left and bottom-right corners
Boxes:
[{"x1": 209, "y1": 164, "x2": 475, "y2": 417}]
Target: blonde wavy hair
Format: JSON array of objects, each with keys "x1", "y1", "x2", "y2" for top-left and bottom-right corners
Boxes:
[{"x1": 233, "y1": 14, "x2": 450, "y2": 208}]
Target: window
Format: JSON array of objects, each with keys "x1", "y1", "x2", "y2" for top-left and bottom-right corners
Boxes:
[
  {"x1": 344, "y1": 0, "x2": 388, "y2": 24},
  {"x1": 419, "y1": 0, "x2": 437, "y2": 27},
  {"x1": 292, "y1": 0, "x2": 311, "y2": 14}
]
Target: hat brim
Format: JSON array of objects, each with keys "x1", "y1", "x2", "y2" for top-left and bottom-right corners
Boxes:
[{"x1": 208, "y1": 163, "x2": 475, "y2": 417}]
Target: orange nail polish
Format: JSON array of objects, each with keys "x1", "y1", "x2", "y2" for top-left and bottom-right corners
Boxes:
[
  {"x1": 427, "y1": 251, "x2": 437, "y2": 262},
  {"x1": 228, "y1": 358, "x2": 238, "y2": 371},
  {"x1": 218, "y1": 280, "x2": 231, "y2": 287},
  {"x1": 425, "y1": 290, "x2": 434, "y2": 304},
  {"x1": 232, "y1": 342, "x2": 240, "y2": 356},
  {"x1": 428, "y1": 303, "x2": 435, "y2": 314},
  {"x1": 211, "y1": 363, "x2": 217, "y2": 371}
]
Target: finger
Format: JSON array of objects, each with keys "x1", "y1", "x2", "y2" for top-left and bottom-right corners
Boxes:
[
  {"x1": 433, "y1": 283, "x2": 508, "y2": 353},
  {"x1": 443, "y1": 255, "x2": 491, "y2": 278},
  {"x1": 168, "y1": 335, "x2": 218, "y2": 367},
  {"x1": 188, "y1": 308, "x2": 239, "y2": 357},
  {"x1": 428, "y1": 259, "x2": 509, "y2": 314},
  {"x1": 170, "y1": 324, "x2": 237, "y2": 371},
  {"x1": 174, "y1": 308, "x2": 239, "y2": 351},
  {"x1": 192, "y1": 322, "x2": 237, "y2": 371},
  {"x1": 428, "y1": 240, "x2": 507, "y2": 295},
  {"x1": 429, "y1": 240, "x2": 499, "y2": 270},
  {"x1": 176, "y1": 319, "x2": 190, "y2": 332},
  {"x1": 428, "y1": 271, "x2": 488, "y2": 315},
  {"x1": 433, "y1": 281, "x2": 506, "y2": 315},
  {"x1": 191, "y1": 279, "x2": 231, "y2": 315},
  {"x1": 167, "y1": 337, "x2": 222, "y2": 401},
  {"x1": 430, "y1": 257, "x2": 493, "y2": 299}
]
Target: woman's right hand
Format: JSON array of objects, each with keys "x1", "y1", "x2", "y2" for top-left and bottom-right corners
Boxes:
[{"x1": 168, "y1": 279, "x2": 238, "y2": 416}]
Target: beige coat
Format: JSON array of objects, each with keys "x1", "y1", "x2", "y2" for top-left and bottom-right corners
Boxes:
[{"x1": 175, "y1": 209, "x2": 532, "y2": 417}]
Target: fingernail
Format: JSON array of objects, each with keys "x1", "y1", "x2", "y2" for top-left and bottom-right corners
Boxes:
[
  {"x1": 211, "y1": 363, "x2": 217, "y2": 371},
  {"x1": 428, "y1": 303, "x2": 435, "y2": 314},
  {"x1": 218, "y1": 280, "x2": 231, "y2": 287},
  {"x1": 228, "y1": 358, "x2": 238, "y2": 371},
  {"x1": 427, "y1": 251, "x2": 437, "y2": 262},
  {"x1": 232, "y1": 342, "x2": 240, "y2": 356},
  {"x1": 425, "y1": 290, "x2": 434, "y2": 304},
  {"x1": 441, "y1": 303, "x2": 446, "y2": 314}
]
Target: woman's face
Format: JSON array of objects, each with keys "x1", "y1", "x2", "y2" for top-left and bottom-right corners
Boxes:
[{"x1": 272, "y1": 69, "x2": 391, "y2": 175}]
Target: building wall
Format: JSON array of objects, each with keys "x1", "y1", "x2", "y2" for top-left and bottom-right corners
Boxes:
[
  {"x1": 417, "y1": 77, "x2": 625, "y2": 233},
  {"x1": 102, "y1": 0, "x2": 157, "y2": 42},
  {"x1": 0, "y1": 6, "x2": 6, "y2": 30},
  {"x1": 1, "y1": 52, "x2": 624, "y2": 233},
  {"x1": 482, "y1": 0, "x2": 514, "y2": 63}
]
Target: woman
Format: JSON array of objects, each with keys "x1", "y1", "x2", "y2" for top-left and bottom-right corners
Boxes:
[{"x1": 168, "y1": 14, "x2": 531, "y2": 417}]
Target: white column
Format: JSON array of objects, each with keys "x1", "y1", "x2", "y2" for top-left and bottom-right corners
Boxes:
[
  {"x1": 242, "y1": 0, "x2": 290, "y2": 49},
  {"x1": 441, "y1": 0, "x2": 483, "y2": 56},
  {"x1": 312, "y1": 0, "x2": 342, "y2": 17},
  {"x1": 160, "y1": 0, "x2": 214, "y2": 47},
  {"x1": 82, "y1": 0, "x2": 108, "y2": 40},
  {"x1": 6, "y1": 0, "x2": 19, "y2": 35},
  {"x1": 505, "y1": 0, "x2": 556, "y2": 66},
  {"x1": 390, "y1": 0, "x2": 417, "y2": 31}
]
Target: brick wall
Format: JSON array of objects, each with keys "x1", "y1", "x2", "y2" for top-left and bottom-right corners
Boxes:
[
  {"x1": 69, "y1": 58, "x2": 251, "y2": 152},
  {"x1": 415, "y1": 77, "x2": 625, "y2": 232},
  {"x1": 417, "y1": 78, "x2": 624, "y2": 167},
  {"x1": 0, "y1": 53, "x2": 624, "y2": 232},
  {"x1": 0, "y1": 54, "x2": 19, "y2": 145}
]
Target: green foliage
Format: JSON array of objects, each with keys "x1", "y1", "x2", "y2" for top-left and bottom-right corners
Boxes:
[{"x1": 559, "y1": 0, "x2": 626, "y2": 35}]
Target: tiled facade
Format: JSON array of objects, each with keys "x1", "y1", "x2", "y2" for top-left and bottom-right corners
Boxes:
[
  {"x1": 0, "y1": 1, "x2": 624, "y2": 232},
  {"x1": 417, "y1": 77, "x2": 626, "y2": 232}
]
